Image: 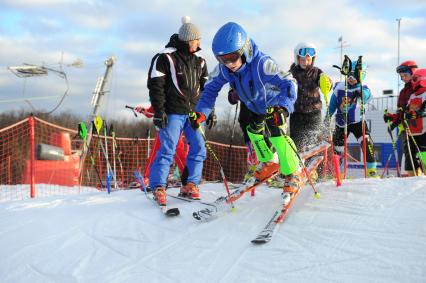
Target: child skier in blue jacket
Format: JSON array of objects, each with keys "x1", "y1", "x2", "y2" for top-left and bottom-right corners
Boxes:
[
  {"x1": 327, "y1": 59, "x2": 378, "y2": 177},
  {"x1": 191, "y1": 22, "x2": 304, "y2": 197}
]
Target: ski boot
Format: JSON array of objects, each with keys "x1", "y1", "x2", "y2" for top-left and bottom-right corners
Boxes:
[
  {"x1": 179, "y1": 182, "x2": 200, "y2": 200},
  {"x1": 281, "y1": 169, "x2": 305, "y2": 205},
  {"x1": 153, "y1": 187, "x2": 167, "y2": 206},
  {"x1": 367, "y1": 168, "x2": 380, "y2": 178},
  {"x1": 267, "y1": 174, "x2": 285, "y2": 188},
  {"x1": 253, "y1": 162, "x2": 280, "y2": 181},
  {"x1": 243, "y1": 164, "x2": 257, "y2": 184},
  {"x1": 367, "y1": 162, "x2": 380, "y2": 179}
]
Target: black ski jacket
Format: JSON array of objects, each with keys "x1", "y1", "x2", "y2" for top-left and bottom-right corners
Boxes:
[
  {"x1": 148, "y1": 34, "x2": 208, "y2": 115},
  {"x1": 289, "y1": 63, "x2": 323, "y2": 114}
]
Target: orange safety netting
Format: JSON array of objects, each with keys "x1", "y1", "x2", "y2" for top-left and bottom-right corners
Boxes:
[
  {"x1": 0, "y1": 116, "x2": 250, "y2": 201},
  {"x1": 0, "y1": 116, "x2": 333, "y2": 202}
]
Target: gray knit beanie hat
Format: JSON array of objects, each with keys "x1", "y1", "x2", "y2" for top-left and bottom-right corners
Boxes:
[{"x1": 178, "y1": 16, "x2": 201, "y2": 41}]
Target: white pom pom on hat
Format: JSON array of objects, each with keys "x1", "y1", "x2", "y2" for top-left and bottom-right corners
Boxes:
[{"x1": 181, "y1": 16, "x2": 191, "y2": 24}]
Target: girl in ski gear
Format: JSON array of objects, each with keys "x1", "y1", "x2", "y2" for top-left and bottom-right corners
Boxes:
[
  {"x1": 327, "y1": 59, "x2": 378, "y2": 178},
  {"x1": 289, "y1": 42, "x2": 333, "y2": 150},
  {"x1": 195, "y1": 22, "x2": 303, "y2": 194},
  {"x1": 403, "y1": 68, "x2": 426, "y2": 175},
  {"x1": 148, "y1": 17, "x2": 208, "y2": 205},
  {"x1": 384, "y1": 60, "x2": 419, "y2": 175}
]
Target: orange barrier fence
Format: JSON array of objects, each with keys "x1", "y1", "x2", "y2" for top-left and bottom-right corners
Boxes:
[{"x1": 0, "y1": 116, "x2": 330, "y2": 202}]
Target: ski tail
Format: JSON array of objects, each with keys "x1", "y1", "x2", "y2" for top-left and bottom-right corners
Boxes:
[
  {"x1": 251, "y1": 156, "x2": 322, "y2": 244},
  {"x1": 133, "y1": 170, "x2": 180, "y2": 217}
]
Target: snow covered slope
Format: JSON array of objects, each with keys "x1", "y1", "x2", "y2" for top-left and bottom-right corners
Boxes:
[{"x1": 1, "y1": 177, "x2": 425, "y2": 283}]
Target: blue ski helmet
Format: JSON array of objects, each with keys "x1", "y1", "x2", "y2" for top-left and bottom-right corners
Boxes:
[
  {"x1": 212, "y1": 22, "x2": 254, "y2": 64},
  {"x1": 349, "y1": 60, "x2": 367, "y2": 81}
]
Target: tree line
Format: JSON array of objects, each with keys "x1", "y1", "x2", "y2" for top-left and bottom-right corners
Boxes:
[{"x1": 0, "y1": 107, "x2": 246, "y2": 145}]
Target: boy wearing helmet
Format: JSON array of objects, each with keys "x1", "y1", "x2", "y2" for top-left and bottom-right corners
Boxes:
[
  {"x1": 403, "y1": 68, "x2": 426, "y2": 175},
  {"x1": 147, "y1": 17, "x2": 209, "y2": 206},
  {"x1": 290, "y1": 43, "x2": 333, "y2": 150},
  {"x1": 384, "y1": 60, "x2": 418, "y2": 175},
  {"x1": 193, "y1": 22, "x2": 304, "y2": 197},
  {"x1": 327, "y1": 58, "x2": 378, "y2": 178}
]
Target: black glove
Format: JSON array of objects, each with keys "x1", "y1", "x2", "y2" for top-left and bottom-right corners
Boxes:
[
  {"x1": 153, "y1": 112, "x2": 167, "y2": 130},
  {"x1": 387, "y1": 122, "x2": 398, "y2": 136},
  {"x1": 206, "y1": 109, "x2": 217, "y2": 129},
  {"x1": 189, "y1": 112, "x2": 206, "y2": 129},
  {"x1": 227, "y1": 89, "x2": 239, "y2": 105},
  {"x1": 405, "y1": 110, "x2": 419, "y2": 120},
  {"x1": 266, "y1": 107, "x2": 288, "y2": 127},
  {"x1": 353, "y1": 90, "x2": 362, "y2": 100}
]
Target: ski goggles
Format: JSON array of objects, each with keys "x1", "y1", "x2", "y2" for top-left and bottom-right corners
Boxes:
[
  {"x1": 347, "y1": 72, "x2": 357, "y2": 81},
  {"x1": 297, "y1": 47, "x2": 316, "y2": 57},
  {"x1": 396, "y1": 65, "x2": 417, "y2": 74},
  {"x1": 216, "y1": 51, "x2": 242, "y2": 65},
  {"x1": 216, "y1": 38, "x2": 250, "y2": 65}
]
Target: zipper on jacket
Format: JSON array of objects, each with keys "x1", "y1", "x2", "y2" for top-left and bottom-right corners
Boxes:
[{"x1": 237, "y1": 74, "x2": 261, "y2": 114}]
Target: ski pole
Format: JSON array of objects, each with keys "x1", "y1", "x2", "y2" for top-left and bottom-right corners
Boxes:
[
  {"x1": 93, "y1": 116, "x2": 117, "y2": 189},
  {"x1": 284, "y1": 135, "x2": 320, "y2": 199},
  {"x1": 227, "y1": 102, "x2": 240, "y2": 191},
  {"x1": 189, "y1": 112, "x2": 236, "y2": 211},
  {"x1": 334, "y1": 55, "x2": 351, "y2": 180},
  {"x1": 125, "y1": 105, "x2": 138, "y2": 117},
  {"x1": 384, "y1": 114, "x2": 401, "y2": 177},
  {"x1": 356, "y1": 56, "x2": 368, "y2": 178},
  {"x1": 403, "y1": 119, "x2": 426, "y2": 174},
  {"x1": 77, "y1": 122, "x2": 103, "y2": 188}
]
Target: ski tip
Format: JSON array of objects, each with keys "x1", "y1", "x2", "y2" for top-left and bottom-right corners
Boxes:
[
  {"x1": 165, "y1": 207, "x2": 180, "y2": 217},
  {"x1": 192, "y1": 212, "x2": 202, "y2": 221},
  {"x1": 251, "y1": 238, "x2": 270, "y2": 244}
]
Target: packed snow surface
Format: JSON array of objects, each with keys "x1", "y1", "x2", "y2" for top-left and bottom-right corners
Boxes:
[{"x1": 1, "y1": 176, "x2": 426, "y2": 282}]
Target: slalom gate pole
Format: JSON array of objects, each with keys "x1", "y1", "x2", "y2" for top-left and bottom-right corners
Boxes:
[
  {"x1": 190, "y1": 113, "x2": 236, "y2": 211},
  {"x1": 381, "y1": 153, "x2": 392, "y2": 178},
  {"x1": 323, "y1": 83, "x2": 340, "y2": 186},
  {"x1": 285, "y1": 135, "x2": 320, "y2": 198}
]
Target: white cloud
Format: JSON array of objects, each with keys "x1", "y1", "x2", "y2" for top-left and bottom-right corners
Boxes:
[{"x1": 1, "y1": 0, "x2": 425, "y2": 118}]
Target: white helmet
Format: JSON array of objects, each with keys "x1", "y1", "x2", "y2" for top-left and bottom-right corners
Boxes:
[{"x1": 294, "y1": 42, "x2": 317, "y2": 65}]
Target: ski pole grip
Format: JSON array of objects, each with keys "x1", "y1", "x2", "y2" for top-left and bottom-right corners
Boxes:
[{"x1": 125, "y1": 105, "x2": 138, "y2": 117}]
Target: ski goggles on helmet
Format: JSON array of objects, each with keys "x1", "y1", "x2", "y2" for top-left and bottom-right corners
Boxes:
[
  {"x1": 298, "y1": 47, "x2": 316, "y2": 57},
  {"x1": 216, "y1": 38, "x2": 250, "y2": 65},
  {"x1": 396, "y1": 65, "x2": 417, "y2": 74},
  {"x1": 216, "y1": 51, "x2": 242, "y2": 65},
  {"x1": 347, "y1": 71, "x2": 357, "y2": 81}
]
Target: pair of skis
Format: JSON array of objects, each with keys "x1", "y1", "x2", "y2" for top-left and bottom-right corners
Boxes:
[
  {"x1": 192, "y1": 142, "x2": 328, "y2": 221},
  {"x1": 192, "y1": 154, "x2": 324, "y2": 244}
]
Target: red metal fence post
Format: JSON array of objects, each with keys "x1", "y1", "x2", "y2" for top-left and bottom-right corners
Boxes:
[{"x1": 29, "y1": 115, "x2": 36, "y2": 198}]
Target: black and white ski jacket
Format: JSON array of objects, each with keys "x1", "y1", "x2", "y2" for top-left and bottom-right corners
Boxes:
[{"x1": 148, "y1": 34, "x2": 208, "y2": 115}]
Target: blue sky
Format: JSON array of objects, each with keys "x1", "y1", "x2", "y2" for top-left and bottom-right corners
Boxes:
[{"x1": 0, "y1": 0, "x2": 425, "y2": 122}]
